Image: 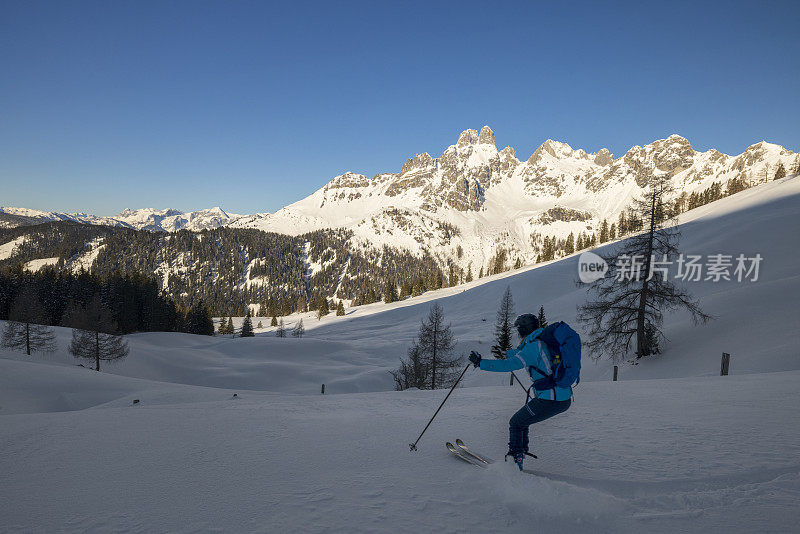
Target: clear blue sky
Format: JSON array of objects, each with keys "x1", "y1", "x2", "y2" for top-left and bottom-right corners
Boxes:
[{"x1": 1, "y1": 0, "x2": 798, "y2": 216}]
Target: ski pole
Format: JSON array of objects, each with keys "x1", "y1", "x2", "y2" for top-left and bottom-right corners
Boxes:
[
  {"x1": 509, "y1": 371, "x2": 529, "y2": 394},
  {"x1": 409, "y1": 364, "x2": 471, "y2": 452}
]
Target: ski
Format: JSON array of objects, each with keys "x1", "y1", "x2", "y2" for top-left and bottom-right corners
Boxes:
[
  {"x1": 455, "y1": 439, "x2": 493, "y2": 465},
  {"x1": 446, "y1": 442, "x2": 485, "y2": 467}
]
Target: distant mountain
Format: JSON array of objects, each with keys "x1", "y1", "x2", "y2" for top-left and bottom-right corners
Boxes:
[
  {"x1": 230, "y1": 127, "x2": 797, "y2": 269},
  {"x1": 0, "y1": 206, "x2": 241, "y2": 232}
]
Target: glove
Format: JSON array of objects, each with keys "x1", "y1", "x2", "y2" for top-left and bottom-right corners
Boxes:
[
  {"x1": 533, "y1": 375, "x2": 556, "y2": 391},
  {"x1": 469, "y1": 350, "x2": 482, "y2": 368}
]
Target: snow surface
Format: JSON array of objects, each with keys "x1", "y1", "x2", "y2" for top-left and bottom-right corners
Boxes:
[
  {"x1": 22, "y1": 257, "x2": 59, "y2": 272},
  {"x1": 1, "y1": 361, "x2": 798, "y2": 532},
  {"x1": 1, "y1": 176, "x2": 799, "y2": 532},
  {"x1": 0, "y1": 235, "x2": 26, "y2": 260}
]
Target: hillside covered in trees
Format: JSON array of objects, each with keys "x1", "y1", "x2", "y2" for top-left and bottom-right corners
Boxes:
[{"x1": 0, "y1": 223, "x2": 443, "y2": 317}]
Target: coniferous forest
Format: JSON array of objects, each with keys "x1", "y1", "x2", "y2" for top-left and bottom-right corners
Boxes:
[{"x1": 0, "y1": 223, "x2": 443, "y2": 319}]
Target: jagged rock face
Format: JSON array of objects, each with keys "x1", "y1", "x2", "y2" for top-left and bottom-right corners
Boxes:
[
  {"x1": 536, "y1": 206, "x2": 593, "y2": 225},
  {"x1": 478, "y1": 125, "x2": 495, "y2": 145},
  {"x1": 594, "y1": 148, "x2": 613, "y2": 166}
]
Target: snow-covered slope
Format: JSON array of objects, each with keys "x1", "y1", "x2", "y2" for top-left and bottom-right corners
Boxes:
[
  {"x1": 1, "y1": 177, "x2": 799, "y2": 533},
  {"x1": 1, "y1": 359, "x2": 798, "y2": 532}
]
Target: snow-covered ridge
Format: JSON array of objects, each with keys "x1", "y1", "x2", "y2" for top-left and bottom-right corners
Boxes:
[
  {"x1": 231, "y1": 128, "x2": 797, "y2": 270},
  {"x1": 0, "y1": 206, "x2": 242, "y2": 232}
]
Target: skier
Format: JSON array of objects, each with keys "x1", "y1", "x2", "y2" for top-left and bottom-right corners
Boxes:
[{"x1": 468, "y1": 313, "x2": 573, "y2": 470}]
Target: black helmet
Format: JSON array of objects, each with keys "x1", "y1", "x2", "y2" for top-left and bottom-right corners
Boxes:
[{"x1": 513, "y1": 314, "x2": 539, "y2": 338}]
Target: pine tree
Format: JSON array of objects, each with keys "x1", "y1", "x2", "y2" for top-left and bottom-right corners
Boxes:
[
  {"x1": 240, "y1": 311, "x2": 254, "y2": 337},
  {"x1": 491, "y1": 286, "x2": 515, "y2": 358},
  {"x1": 218, "y1": 318, "x2": 227, "y2": 335},
  {"x1": 257, "y1": 321, "x2": 263, "y2": 329},
  {"x1": 336, "y1": 300, "x2": 345, "y2": 316},
  {"x1": 184, "y1": 300, "x2": 214, "y2": 336},
  {"x1": 417, "y1": 302, "x2": 461, "y2": 389},
  {"x1": 1, "y1": 285, "x2": 56, "y2": 355},
  {"x1": 226, "y1": 316, "x2": 234, "y2": 336},
  {"x1": 514, "y1": 257, "x2": 522, "y2": 269},
  {"x1": 610, "y1": 223, "x2": 616, "y2": 240},
  {"x1": 599, "y1": 219, "x2": 609, "y2": 243},
  {"x1": 276, "y1": 318, "x2": 287, "y2": 337},
  {"x1": 271, "y1": 315, "x2": 278, "y2": 327},
  {"x1": 465, "y1": 264, "x2": 473, "y2": 283},
  {"x1": 292, "y1": 318, "x2": 305, "y2": 338},
  {"x1": 316, "y1": 297, "x2": 329, "y2": 320},
  {"x1": 774, "y1": 162, "x2": 786, "y2": 180},
  {"x1": 65, "y1": 296, "x2": 129, "y2": 372},
  {"x1": 384, "y1": 283, "x2": 398, "y2": 303},
  {"x1": 565, "y1": 232, "x2": 575, "y2": 255},
  {"x1": 537, "y1": 305, "x2": 548, "y2": 328}
]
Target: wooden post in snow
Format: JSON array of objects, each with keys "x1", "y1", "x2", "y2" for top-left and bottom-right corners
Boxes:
[
  {"x1": 721, "y1": 353, "x2": 730, "y2": 376},
  {"x1": 321, "y1": 383, "x2": 325, "y2": 395},
  {"x1": 613, "y1": 365, "x2": 619, "y2": 381},
  {"x1": 510, "y1": 374, "x2": 514, "y2": 386}
]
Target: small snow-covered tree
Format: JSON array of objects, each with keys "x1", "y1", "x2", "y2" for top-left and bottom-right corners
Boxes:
[
  {"x1": 336, "y1": 300, "x2": 345, "y2": 316},
  {"x1": 271, "y1": 315, "x2": 278, "y2": 327},
  {"x1": 1, "y1": 285, "x2": 56, "y2": 355},
  {"x1": 491, "y1": 286, "x2": 515, "y2": 358},
  {"x1": 292, "y1": 318, "x2": 305, "y2": 338},
  {"x1": 276, "y1": 318, "x2": 286, "y2": 337},
  {"x1": 257, "y1": 321, "x2": 263, "y2": 329},
  {"x1": 240, "y1": 311, "x2": 254, "y2": 337},
  {"x1": 65, "y1": 296, "x2": 129, "y2": 372}
]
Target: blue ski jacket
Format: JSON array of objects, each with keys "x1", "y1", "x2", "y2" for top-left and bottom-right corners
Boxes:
[{"x1": 479, "y1": 328, "x2": 573, "y2": 401}]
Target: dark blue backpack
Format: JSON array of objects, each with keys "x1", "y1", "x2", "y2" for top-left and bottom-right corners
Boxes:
[{"x1": 537, "y1": 321, "x2": 581, "y2": 388}]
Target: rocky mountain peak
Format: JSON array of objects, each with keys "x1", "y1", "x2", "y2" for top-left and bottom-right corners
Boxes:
[
  {"x1": 457, "y1": 129, "x2": 479, "y2": 147},
  {"x1": 593, "y1": 148, "x2": 614, "y2": 166},
  {"x1": 478, "y1": 126, "x2": 496, "y2": 146}
]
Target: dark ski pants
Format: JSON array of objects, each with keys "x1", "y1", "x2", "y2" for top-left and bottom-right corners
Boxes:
[{"x1": 508, "y1": 397, "x2": 571, "y2": 455}]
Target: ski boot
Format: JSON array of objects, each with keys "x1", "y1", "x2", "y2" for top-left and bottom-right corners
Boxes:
[
  {"x1": 505, "y1": 451, "x2": 538, "y2": 471},
  {"x1": 504, "y1": 451, "x2": 525, "y2": 471}
]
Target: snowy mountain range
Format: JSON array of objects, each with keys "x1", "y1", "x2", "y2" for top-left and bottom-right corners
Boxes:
[
  {"x1": 3, "y1": 127, "x2": 796, "y2": 269},
  {"x1": 0, "y1": 206, "x2": 238, "y2": 232}
]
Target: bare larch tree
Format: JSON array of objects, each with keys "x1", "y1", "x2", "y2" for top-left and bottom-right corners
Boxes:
[
  {"x1": 578, "y1": 172, "x2": 710, "y2": 361},
  {"x1": 418, "y1": 302, "x2": 462, "y2": 389},
  {"x1": 390, "y1": 340, "x2": 429, "y2": 391},
  {"x1": 65, "y1": 295, "x2": 129, "y2": 371},
  {"x1": 1, "y1": 285, "x2": 56, "y2": 355}
]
